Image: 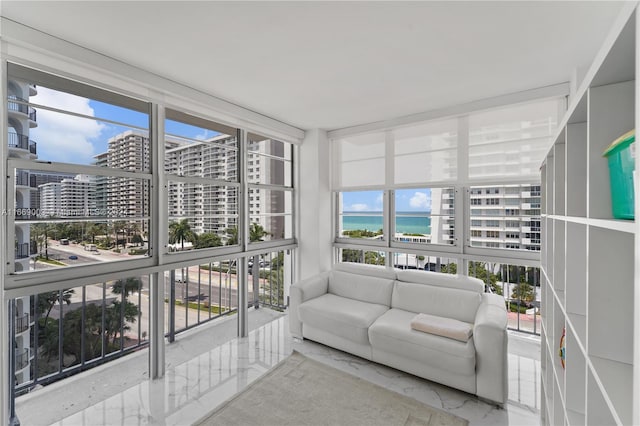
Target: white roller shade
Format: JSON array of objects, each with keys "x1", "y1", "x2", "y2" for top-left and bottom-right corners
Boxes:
[
  {"x1": 468, "y1": 99, "x2": 563, "y2": 181},
  {"x1": 393, "y1": 119, "x2": 457, "y2": 185},
  {"x1": 335, "y1": 132, "x2": 386, "y2": 188}
]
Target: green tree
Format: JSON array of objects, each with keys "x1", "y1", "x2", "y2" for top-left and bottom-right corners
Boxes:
[
  {"x1": 249, "y1": 223, "x2": 269, "y2": 242},
  {"x1": 468, "y1": 261, "x2": 502, "y2": 295},
  {"x1": 169, "y1": 219, "x2": 195, "y2": 250},
  {"x1": 342, "y1": 249, "x2": 364, "y2": 263},
  {"x1": 38, "y1": 317, "x2": 60, "y2": 361},
  {"x1": 62, "y1": 303, "x2": 104, "y2": 362},
  {"x1": 225, "y1": 227, "x2": 238, "y2": 246},
  {"x1": 105, "y1": 300, "x2": 139, "y2": 346},
  {"x1": 85, "y1": 222, "x2": 101, "y2": 244},
  {"x1": 108, "y1": 277, "x2": 142, "y2": 346},
  {"x1": 37, "y1": 289, "x2": 75, "y2": 329},
  {"x1": 113, "y1": 220, "x2": 128, "y2": 250},
  {"x1": 342, "y1": 229, "x2": 382, "y2": 238},
  {"x1": 132, "y1": 234, "x2": 144, "y2": 246},
  {"x1": 440, "y1": 263, "x2": 457, "y2": 274},
  {"x1": 364, "y1": 251, "x2": 385, "y2": 265},
  {"x1": 511, "y1": 280, "x2": 535, "y2": 305},
  {"x1": 195, "y1": 232, "x2": 222, "y2": 249},
  {"x1": 111, "y1": 277, "x2": 142, "y2": 298}
]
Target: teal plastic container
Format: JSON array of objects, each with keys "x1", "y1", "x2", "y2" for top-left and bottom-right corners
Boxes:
[{"x1": 602, "y1": 130, "x2": 635, "y2": 220}]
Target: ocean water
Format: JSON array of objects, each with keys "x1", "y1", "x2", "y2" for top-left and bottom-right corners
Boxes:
[{"x1": 342, "y1": 213, "x2": 431, "y2": 234}]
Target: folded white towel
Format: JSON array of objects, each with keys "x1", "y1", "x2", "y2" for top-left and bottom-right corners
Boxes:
[{"x1": 410, "y1": 313, "x2": 473, "y2": 342}]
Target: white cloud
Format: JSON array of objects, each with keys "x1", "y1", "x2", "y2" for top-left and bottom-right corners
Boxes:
[
  {"x1": 195, "y1": 129, "x2": 213, "y2": 140},
  {"x1": 409, "y1": 192, "x2": 431, "y2": 210},
  {"x1": 28, "y1": 87, "x2": 104, "y2": 164},
  {"x1": 350, "y1": 203, "x2": 369, "y2": 211}
]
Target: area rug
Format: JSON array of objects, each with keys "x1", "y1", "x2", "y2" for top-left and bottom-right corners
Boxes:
[{"x1": 196, "y1": 351, "x2": 468, "y2": 426}]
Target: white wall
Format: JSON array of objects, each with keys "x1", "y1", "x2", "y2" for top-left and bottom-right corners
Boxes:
[{"x1": 297, "y1": 129, "x2": 332, "y2": 279}]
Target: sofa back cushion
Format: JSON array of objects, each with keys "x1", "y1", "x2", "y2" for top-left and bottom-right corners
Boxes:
[
  {"x1": 333, "y1": 263, "x2": 396, "y2": 280},
  {"x1": 396, "y1": 270, "x2": 484, "y2": 293},
  {"x1": 329, "y1": 270, "x2": 395, "y2": 306},
  {"x1": 392, "y1": 281, "x2": 482, "y2": 323}
]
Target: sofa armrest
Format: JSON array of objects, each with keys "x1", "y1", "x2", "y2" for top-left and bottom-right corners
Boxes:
[
  {"x1": 289, "y1": 272, "x2": 329, "y2": 338},
  {"x1": 473, "y1": 293, "x2": 508, "y2": 405}
]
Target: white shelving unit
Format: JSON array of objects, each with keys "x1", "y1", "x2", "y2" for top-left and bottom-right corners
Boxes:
[{"x1": 540, "y1": 4, "x2": 640, "y2": 426}]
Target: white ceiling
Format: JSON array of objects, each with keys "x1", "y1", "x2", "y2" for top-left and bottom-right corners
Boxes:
[{"x1": 0, "y1": 1, "x2": 627, "y2": 131}]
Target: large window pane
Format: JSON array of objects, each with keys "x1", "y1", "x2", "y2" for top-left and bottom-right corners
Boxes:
[
  {"x1": 469, "y1": 184, "x2": 541, "y2": 252},
  {"x1": 340, "y1": 248, "x2": 386, "y2": 266},
  {"x1": 391, "y1": 252, "x2": 458, "y2": 273},
  {"x1": 167, "y1": 182, "x2": 238, "y2": 250},
  {"x1": 15, "y1": 276, "x2": 149, "y2": 392},
  {"x1": 247, "y1": 133, "x2": 292, "y2": 187},
  {"x1": 165, "y1": 114, "x2": 238, "y2": 181},
  {"x1": 394, "y1": 188, "x2": 455, "y2": 246},
  {"x1": 338, "y1": 190, "x2": 384, "y2": 239},
  {"x1": 8, "y1": 79, "x2": 149, "y2": 167},
  {"x1": 249, "y1": 215, "x2": 292, "y2": 241}
]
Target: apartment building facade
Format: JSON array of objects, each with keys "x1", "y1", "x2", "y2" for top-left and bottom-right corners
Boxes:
[{"x1": 469, "y1": 184, "x2": 541, "y2": 251}]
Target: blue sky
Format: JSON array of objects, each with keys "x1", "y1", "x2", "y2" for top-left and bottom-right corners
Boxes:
[
  {"x1": 343, "y1": 189, "x2": 432, "y2": 212},
  {"x1": 28, "y1": 86, "x2": 218, "y2": 165}
]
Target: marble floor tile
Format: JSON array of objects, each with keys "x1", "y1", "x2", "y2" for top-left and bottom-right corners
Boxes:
[{"x1": 20, "y1": 313, "x2": 540, "y2": 426}]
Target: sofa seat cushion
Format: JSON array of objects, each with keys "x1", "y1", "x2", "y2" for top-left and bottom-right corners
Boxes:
[
  {"x1": 369, "y1": 309, "x2": 476, "y2": 375},
  {"x1": 298, "y1": 294, "x2": 389, "y2": 345}
]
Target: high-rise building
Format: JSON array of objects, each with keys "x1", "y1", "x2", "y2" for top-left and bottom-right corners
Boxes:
[
  {"x1": 469, "y1": 184, "x2": 541, "y2": 251},
  {"x1": 107, "y1": 131, "x2": 150, "y2": 219},
  {"x1": 30, "y1": 171, "x2": 76, "y2": 211},
  {"x1": 166, "y1": 134, "x2": 238, "y2": 237},
  {"x1": 93, "y1": 152, "x2": 108, "y2": 216},
  {"x1": 7, "y1": 76, "x2": 37, "y2": 385},
  {"x1": 39, "y1": 182, "x2": 61, "y2": 217}
]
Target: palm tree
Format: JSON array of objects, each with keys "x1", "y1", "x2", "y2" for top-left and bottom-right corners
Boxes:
[
  {"x1": 249, "y1": 223, "x2": 269, "y2": 242},
  {"x1": 85, "y1": 222, "x2": 100, "y2": 244},
  {"x1": 113, "y1": 220, "x2": 128, "y2": 250},
  {"x1": 225, "y1": 226, "x2": 238, "y2": 246},
  {"x1": 125, "y1": 222, "x2": 141, "y2": 245},
  {"x1": 169, "y1": 219, "x2": 195, "y2": 251},
  {"x1": 37, "y1": 289, "x2": 75, "y2": 329}
]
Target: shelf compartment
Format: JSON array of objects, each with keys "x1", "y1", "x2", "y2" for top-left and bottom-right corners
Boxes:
[
  {"x1": 587, "y1": 80, "x2": 635, "y2": 220},
  {"x1": 567, "y1": 313, "x2": 586, "y2": 351},
  {"x1": 552, "y1": 297, "x2": 565, "y2": 396},
  {"x1": 565, "y1": 122, "x2": 587, "y2": 217},
  {"x1": 546, "y1": 153, "x2": 555, "y2": 215},
  {"x1": 554, "y1": 142, "x2": 566, "y2": 216},
  {"x1": 545, "y1": 217, "x2": 554, "y2": 282},
  {"x1": 565, "y1": 222, "x2": 586, "y2": 321},
  {"x1": 590, "y1": 356, "x2": 633, "y2": 425},
  {"x1": 587, "y1": 369, "x2": 617, "y2": 426},
  {"x1": 565, "y1": 326, "x2": 586, "y2": 418},
  {"x1": 553, "y1": 219, "x2": 566, "y2": 306},
  {"x1": 587, "y1": 227, "x2": 634, "y2": 365}
]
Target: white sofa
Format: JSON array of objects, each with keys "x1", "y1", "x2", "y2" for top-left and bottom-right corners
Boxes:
[{"x1": 289, "y1": 263, "x2": 508, "y2": 405}]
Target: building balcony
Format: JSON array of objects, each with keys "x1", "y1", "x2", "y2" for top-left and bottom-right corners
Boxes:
[
  {"x1": 15, "y1": 242, "x2": 31, "y2": 259},
  {"x1": 15, "y1": 171, "x2": 35, "y2": 188},
  {"x1": 15, "y1": 312, "x2": 30, "y2": 334},
  {"x1": 15, "y1": 348, "x2": 29, "y2": 372},
  {"x1": 8, "y1": 96, "x2": 37, "y2": 125},
  {"x1": 8, "y1": 133, "x2": 37, "y2": 155}
]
